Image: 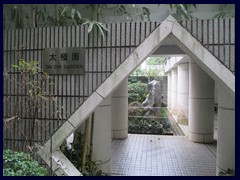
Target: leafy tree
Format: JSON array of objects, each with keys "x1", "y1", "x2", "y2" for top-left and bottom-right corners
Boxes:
[
  {"x1": 4, "y1": 58, "x2": 61, "y2": 149},
  {"x1": 146, "y1": 57, "x2": 166, "y2": 65},
  {"x1": 3, "y1": 4, "x2": 109, "y2": 38},
  {"x1": 213, "y1": 4, "x2": 235, "y2": 18},
  {"x1": 2, "y1": 4, "x2": 196, "y2": 30},
  {"x1": 128, "y1": 82, "x2": 148, "y2": 104},
  {"x1": 167, "y1": 4, "x2": 197, "y2": 20}
]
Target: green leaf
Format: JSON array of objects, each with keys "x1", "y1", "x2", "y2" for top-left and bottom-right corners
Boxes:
[
  {"x1": 142, "y1": 7, "x2": 151, "y2": 21},
  {"x1": 3, "y1": 149, "x2": 47, "y2": 176},
  {"x1": 11, "y1": 64, "x2": 19, "y2": 68},
  {"x1": 88, "y1": 22, "x2": 94, "y2": 33},
  {"x1": 60, "y1": 6, "x2": 70, "y2": 17},
  {"x1": 97, "y1": 22, "x2": 108, "y2": 32},
  {"x1": 96, "y1": 24, "x2": 105, "y2": 39},
  {"x1": 71, "y1": 8, "x2": 75, "y2": 19},
  {"x1": 76, "y1": 11, "x2": 81, "y2": 20},
  {"x1": 82, "y1": 19, "x2": 89, "y2": 26}
]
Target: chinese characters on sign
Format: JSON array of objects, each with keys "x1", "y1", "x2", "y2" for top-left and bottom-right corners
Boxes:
[{"x1": 43, "y1": 47, "x2": 85, "y2": 74}]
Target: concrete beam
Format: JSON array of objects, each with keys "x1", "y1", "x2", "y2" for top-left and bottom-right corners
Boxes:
[
  {"x1": 37, "y1": 15, "x2": 235, "y2": 176},
  {"x1": 42, "y1": 92, "x2": 103, "y2": 155},
  {"x1": 96, "y1": 15, "x2": 175, "y2": 98},
  {"x1": 37, "y1": 15, "x2": 175, "y2": 176},
  {"x1": 170, "y1": 20, "x2": 235, "y2": 98},
  {"x1": 152, "y1": 44, "x2": 185, "y2": 56},
  {"x1": 37, "y1": 148, "x2": 82, "y2": 176}
]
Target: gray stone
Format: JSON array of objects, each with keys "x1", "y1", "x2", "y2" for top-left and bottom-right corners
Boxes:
[{"x1": 142, "y1": 80, "x2": 162, "y2": 116}]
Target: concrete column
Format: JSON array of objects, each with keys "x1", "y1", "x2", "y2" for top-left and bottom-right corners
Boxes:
[
  {"x1": 171, "y1": 68, "x2": 178, "y2": 115},
  {"x1": 177, "y1": 63, "x2": 189, "y2": 124},
  {"x1": 189, "y1": 60, "x2": 214, "y2": 143},
  {"x1": 216, "y1": 86, "x2": 235, "y2": 175},
  {"x1": 111, "y1": 79, "x2": 128, "y2": 139},
  {"x1": 167, "y1": 72, "x2": 172, "y2": 111},
  {"x1": 93, "y1": 96, "x2": 112, "y2": 174}
]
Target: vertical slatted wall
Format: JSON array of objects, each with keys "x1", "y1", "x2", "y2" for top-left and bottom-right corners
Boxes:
[
  {"x1": 3, "y1": 22, "x2": 160, "y2": 155},
  {"x1": 180, "y1": 18, "x2": 235, "y2": 73},
  {"x1": 3, "y1": 18, "x2": 235, "y2": 165}
]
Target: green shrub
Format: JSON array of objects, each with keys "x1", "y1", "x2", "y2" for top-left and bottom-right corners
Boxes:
[
  {"x1": 60, "y1": 132, "x2": 109, "y2": 176},
  {"x1": 128, "y1": 116, "x2": 173, "y2": 135},
  {"x1": 128, "y1": 108, "x2": 173, "y2": 135},
  {"x1": 160, "y1": 108, "x2": 168, "y2": 118},
  {"x1": 219, "y1": 169, "x2": 235, "y2": 176},
  {"x1": 3, "y1": 149, "x2": 47, "y2": 176},
  {"x1": 128, "y1": 102, "x2": 146, "y2": 117},
  {"x1": 128, "y1": 82, "x2": 148, "y2": 104},
  {"x1": 128, "y1": 117, "x2": 164, "y2": 135}
]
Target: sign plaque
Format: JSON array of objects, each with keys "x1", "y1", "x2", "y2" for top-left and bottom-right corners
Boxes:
[{"x1": 43, "y1": 47, "x2": 85, "y2": 74}]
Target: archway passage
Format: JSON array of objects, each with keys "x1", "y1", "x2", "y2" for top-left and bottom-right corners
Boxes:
[
  {"x1": 4, "y1": 15, "x2": 234, "y2": 175},
  {"x1": 37, "y1": 15, "x2": 234, "y2": 175}
]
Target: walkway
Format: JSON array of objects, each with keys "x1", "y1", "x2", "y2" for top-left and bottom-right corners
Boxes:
[{"x1": 111, "y1": 134, "x2": 217, "y2": 176}]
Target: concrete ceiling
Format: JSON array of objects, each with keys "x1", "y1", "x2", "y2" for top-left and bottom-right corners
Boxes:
[{"x1": 152, "y1": 37, "x2": 186, "y2": 57}]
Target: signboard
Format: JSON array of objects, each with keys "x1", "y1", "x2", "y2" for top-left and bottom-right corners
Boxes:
[{"x1": 43, "y1": 47, "x2": 85, "y2": 74}]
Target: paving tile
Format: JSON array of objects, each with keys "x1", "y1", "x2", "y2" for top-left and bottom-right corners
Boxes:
[{"x1": 111, "y1": 134, "x2": 216, "y2": 176}]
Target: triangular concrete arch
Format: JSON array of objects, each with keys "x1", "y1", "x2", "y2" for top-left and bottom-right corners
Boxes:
[{"x1": 37, "y1": 15, "x2": 235, "y2": 176}]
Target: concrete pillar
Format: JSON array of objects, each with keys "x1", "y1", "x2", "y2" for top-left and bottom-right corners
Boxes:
[
  {"x1": 93, "y1": 96, "x2": 112, "y2": 174},
  {"x1": 171, "y1": 68, "x2": 178, "y2": 115},
  {"x1": 111, "y1": 79, "x2": 128, "y2": 139},
  {"x1": 189, "y1": 60, "x2": 214, "y2": 143},
  {"x1": 167, "y1": 72, "x2": 172, "y2": 111},
  {"x1": 177, "y1": 63, "x2": 189, "y2": 124},
  {"x1": 216, "y1": 86, "x2": 235, "y2": 175}
]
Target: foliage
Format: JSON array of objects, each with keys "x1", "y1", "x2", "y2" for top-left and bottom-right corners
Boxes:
[
  {"x1": 11, "y1": 59, "x2": 39, "y2": 74},
  {"x1": 129, "y1": 117, "x2": 163, "y2": 135},
  {"x1": 112, "y1": 4, "x2": 151, "y2": 21},
  {"x1": 3, "y1": 4, "x2": 195, "y2": 29},
  {"x1": 146, "y1": 57, "x2": 166, "y2": 65},
  {"x1": 3, "y1": 149, "x2": 47, "y2": 176},
  {"x1": 128, "y1": 101, "x2": 146, "y2": 118},
  {"x1": 82, "y1": 20, "x2": 108, "y2": 39},
  {"x1": 128, "y1": 82, "x2": 148, "y2": 104},
  {"x1": 3, "y1": 58, "x2": 59, "y2": 149},
  {"x1": 132, "y1": 66, "x2": 145, "y2": 76},
  {"x1": 115, "y1": 4, "x2": 133, "y2": 21},
  {"x1": 4, "y1": 4, "x2": 235, "y2": 33},
  {"x1": 46, "y1": 5, "x2": 83, "y2": 26},
  {"x1": 219, "y1": 169, "x2": 235, "y2": 176},
  {"x1": 128, "y1": 107, "x2": 172, "y2": 135},
  {"x1": 3, "y1": 4, "x2": 108, "y2": 38},
  {"x1": 213, "y1": 4, "x2": 235, "y2": 18},
  {"x1": 128, "y1": 76, "x2": 139, "y2": 84},
  {"x1": 128, "y1": 117, "x2": 172, "y2": 135},
  {"x1": 59, "y1": 6, "x2": 82, "y2": 23},
  {"x1": 61, "y1": 131, "x2": 109, "y2": 176},
  {"x1": 160, "y1": 107, "x2": 168, "y2": 118},
  {"x1": 145, "y1": 67, "x2": 162, "y2": 77},
  {"x1": 167, "y1": 4, "x2": 197, "y2": 20},
  {"x1": 131, "y1": 57, "x2": 165, "y2": 77},
  {"x1": 141, "y1": 7, "x2": 151, "y2": 21}
]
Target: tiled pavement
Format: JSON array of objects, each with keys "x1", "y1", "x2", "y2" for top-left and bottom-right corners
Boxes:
[{"x1": 111, "y1": 134, "x2": 217, "y2": 176}]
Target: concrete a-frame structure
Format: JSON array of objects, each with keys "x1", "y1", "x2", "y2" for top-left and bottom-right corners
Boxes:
[{"x1": 37, "y1": 16, "x2": 235, "y2": 176}]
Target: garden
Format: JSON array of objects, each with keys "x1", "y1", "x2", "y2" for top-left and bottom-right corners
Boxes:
[{"x1": 128, "y1": 75, "x2": 173, "y2": 136}]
